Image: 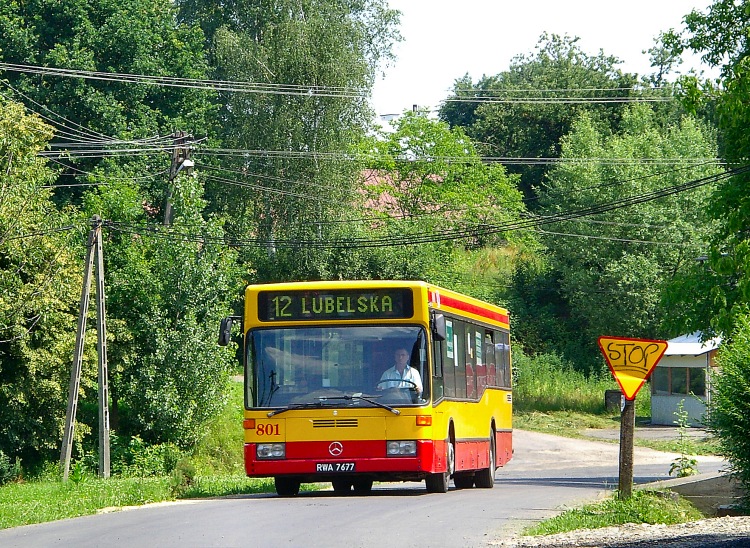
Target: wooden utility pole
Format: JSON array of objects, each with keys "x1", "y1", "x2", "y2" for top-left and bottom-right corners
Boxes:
[
  {"x1": 598, "y1": 336, "x2": 668, "y2": 500},
  {"x1": 618, "y1": 398, "x2": 635, "y2": 499},
  {"x1": 94, "y1": 215, "x2": 110, "y2": 478},
  {"x1": 60, "y1": 215, "x2": 110, "y2": 479}
]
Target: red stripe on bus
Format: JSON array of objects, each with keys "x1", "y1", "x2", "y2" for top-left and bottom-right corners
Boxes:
[{"x1": 439, "y1": 294, "x2": 509, "y2": 325}]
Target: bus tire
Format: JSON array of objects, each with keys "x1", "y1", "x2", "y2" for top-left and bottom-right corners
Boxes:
[
  {"x1": 332, "y1": 479, "x2": 353, "y2": 494},
  {"x1": 352, "y1": 478, "x2": 373, "y2": 493},
  {"x1": 453, "y1": 472, "x2": 474, "y2": 489},
  {"x1": 426, "y1": 439, "x2": 454, "y2": 493},
  {"x1": 275, "y1": 476, "x2": 301, "y2": 497},
  {"x1": 475, "y1": 432, "x2": 496, "y2": 489}
]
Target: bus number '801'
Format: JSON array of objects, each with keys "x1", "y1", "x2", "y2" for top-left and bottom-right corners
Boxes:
[{"x1": 256, "y1": 424, "x2": 280, "y2": 436}]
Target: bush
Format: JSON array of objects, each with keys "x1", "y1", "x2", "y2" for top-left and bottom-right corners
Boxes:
[
  {"x1": 707, "y1": 312, "x2": 750, "y2": 509},
  {"x1": 0, "y1": 450, "x2": 22, "y2": 485},
  {"x1": 111, "y1": 435, "x2": 184, "y2": 477},
  {"x1": 169, "y1": 459, "x2": 197, "y2": 497}
]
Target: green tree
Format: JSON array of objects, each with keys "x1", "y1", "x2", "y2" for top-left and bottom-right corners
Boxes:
[
  {"x1": 0, "y1": 98, "x2": 83, "y2": 469},
  {"x1": 177, "y1": 0, "x2": 401, "y2": 281},
  {"x1": 708, "y1": 310, "x2": 750, "y2": 508},
  {"x1": 440, "y1": 33, "x2": 639, "y2": 202},
  {"x1": 662, "y1": 1, "x2": 750, "y2": 336},
  {"x1": 362, "y1": 110, "x2": 527, "y2": 286},
  {"x1": 0, "y1": 0, "x2": 215, "y2": 206},
  {"x1": 532, "y1": 104, "x2": 719, "y2": 369},
  {"x1": 83, "y1": 172, "x2": 241, "y2": 449}
]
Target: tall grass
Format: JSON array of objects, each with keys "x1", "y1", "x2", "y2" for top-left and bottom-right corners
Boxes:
[
  {"x1": 512, "y1": 349, "x2": 653, "y2": 436},
  {"x1": 190, "y1": 380, "x2": 247, "y2": 475},
  {"x1": 513, "y1": 351, "x2": 621, "y2": 414},
  {"x1": 525, "y1": 490, "x2": 704, "y2": 536}
]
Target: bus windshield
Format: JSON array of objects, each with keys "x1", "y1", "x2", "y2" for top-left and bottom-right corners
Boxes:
[{"x1": 248, "y1": 325, "x2": 428, "y2": 408}]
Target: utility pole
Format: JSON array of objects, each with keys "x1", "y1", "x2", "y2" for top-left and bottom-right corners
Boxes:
[
  {"x1": 94, "y1": 215, "x2": 110, "y2": 478},
  {"x1": 60, "y1": 215, "x2": 110, "y2": 479},
  {"x1": 618, "y1": 398, "x2": 635, "y2": 499},
  {"x1": 163, "y1": 131, "x2": 193, "y2": 226}
]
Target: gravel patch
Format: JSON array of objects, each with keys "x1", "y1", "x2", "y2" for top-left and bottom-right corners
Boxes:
[{"x1": 491, "y1": 516, "x2": 750, "y2": 547}]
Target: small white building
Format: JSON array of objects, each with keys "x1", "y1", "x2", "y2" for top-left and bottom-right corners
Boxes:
[{"x1": 650, "y1": 332, "x2": 721, "y2": 427}]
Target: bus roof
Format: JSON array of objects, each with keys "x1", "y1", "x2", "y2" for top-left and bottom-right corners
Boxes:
[{"x1": 245, "y1": 280, "x2": 509, "y2": 329}]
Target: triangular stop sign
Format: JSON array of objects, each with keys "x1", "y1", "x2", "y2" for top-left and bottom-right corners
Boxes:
[{"x1": 598, "y1": 336, "x2": 668, "y2": 400}]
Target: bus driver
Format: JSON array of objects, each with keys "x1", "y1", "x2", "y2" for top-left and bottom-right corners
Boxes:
[{"x1": 377, "y1": 348, "x2": 423, "y2": 395}]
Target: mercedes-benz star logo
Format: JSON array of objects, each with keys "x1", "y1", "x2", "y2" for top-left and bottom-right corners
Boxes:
[{"x1": 328, "y1": 441, "x2": 343, "y2": 456}]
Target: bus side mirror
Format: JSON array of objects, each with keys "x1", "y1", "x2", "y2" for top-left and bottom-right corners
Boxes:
[
  {"x1": 432, "y1": 313, "x2": 446, "y2": 342},
  {"x1": 218, "y1": 316, "x2": 240, "y2": 346}
]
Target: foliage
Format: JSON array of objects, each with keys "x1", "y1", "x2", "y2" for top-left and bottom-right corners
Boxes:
[
  {"x1": 524, "y1": 490, "x2": 703, "y2": 536},
  {"x1": 358, "y1": 110, "x2": 529, "y2": 286},
  {"x1": 189, "y1": 380, "x2": 245, "y2": 474},
  {"x1": 533, "y1": 104, "x2": 719, "y2": 369},
  {"x1": 366, "y1": 110, "x2": 525, "y2": 241},
  {"x1": 707, "y1": 311, "x2": 750, "y2": 508},
  {"x1": 440, "y1": 33, "x2": 640, "y2": 201},
  {"x1": 663, "y1": 1, "x2": 750, "y2": 340},
  {"x1": 177, "y1": 0, "x2": 401, "y2": 282},
  {"x1": 0, "y1": 451, "x2": 21, "y2": 486},
  {"x1": 0, "y1": 0, "x2": 215, "y2": 204},
  {"x1": 0, "y1": 98, "x2": 84, "y2": 469},
  {"x1": 168, "y1": 458, "x2": 197, "y2": 497},
  {"x1": 110, "y1": 435, "x2": 183, "y2": 477},
  {"x1": 82, "y1": 172, "x2": 241, "y2": 450}
]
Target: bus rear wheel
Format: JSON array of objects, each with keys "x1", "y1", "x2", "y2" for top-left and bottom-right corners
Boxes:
[
  {"x1": 475, "y1": 433, "x2": 496, "y2": 488},
  {"x1": 275, "y1": 476, "x2": 301, "y2": 497}
]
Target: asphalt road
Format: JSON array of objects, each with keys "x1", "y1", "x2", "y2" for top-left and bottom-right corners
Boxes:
[{"x1": 0, "y1": 430, "x2": 725, "y2": 548}]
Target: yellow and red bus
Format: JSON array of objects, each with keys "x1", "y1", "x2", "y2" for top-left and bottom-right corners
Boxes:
[{"x1": 219, "y1": 280, "x2": 512, "y2": 496}]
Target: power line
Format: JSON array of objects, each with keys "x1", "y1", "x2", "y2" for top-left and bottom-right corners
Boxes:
[
  {"x1": 0, "y1": 62, "x2": 369, "y2": 99},
  {"x1": 194, "y1": 146, "x2": 724, "y2": 166},
  {"x1": 534, "y1": 228, "x2": 700, "y2": 247},
  {"x1": 102, "y1": 165, "x2": 747, "y2": 250},
  {"x1": 1, "y1": 62, "x2": 682, "y2": 105}
]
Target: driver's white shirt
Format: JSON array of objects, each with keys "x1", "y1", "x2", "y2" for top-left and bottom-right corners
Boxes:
[{"x1": 379, "y1": 365, "x2": 423, "y2": 393}]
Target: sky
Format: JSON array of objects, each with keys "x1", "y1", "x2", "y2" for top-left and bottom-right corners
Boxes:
[{"x1": 371, "y1": 0, "x2": 716, "y2": 117}]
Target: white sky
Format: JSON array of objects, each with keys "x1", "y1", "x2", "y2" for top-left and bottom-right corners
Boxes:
[{"x1": 371, "y1": 0, "x2": 715, "y2": 116}]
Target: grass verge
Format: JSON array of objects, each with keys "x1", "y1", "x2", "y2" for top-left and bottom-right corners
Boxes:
[{"x1": 524, "y1": 490, "x2": 704, "y2": 536}]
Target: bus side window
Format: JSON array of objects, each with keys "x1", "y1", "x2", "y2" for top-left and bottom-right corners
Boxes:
[
  {"x1": 502, "y1": 331, "x2": 511, "y2": 388},
  {"x1": 443, "y1": 319, "x2": 456, "y2": 398},
  {"x1": 453, "y1": 321, "x2": 466, "y2": 399},
  {"x1": 484, "y1": 332, "x2": 496, "y2": 387}
]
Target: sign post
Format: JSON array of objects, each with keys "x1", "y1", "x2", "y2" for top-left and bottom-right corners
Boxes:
[{"x1": 598, "y1": 336, "x2": 667, "y2": 499}]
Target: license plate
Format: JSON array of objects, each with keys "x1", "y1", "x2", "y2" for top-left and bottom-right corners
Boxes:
[{"x1": 315, "y1": 462, "x2": 355, "y2": 473}]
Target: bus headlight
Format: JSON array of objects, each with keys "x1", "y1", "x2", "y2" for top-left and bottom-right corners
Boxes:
[
  {"x1": 256, "y1": 443, "x2": 286, "y2": 459},
  {"x1": 387, "y1": 440, "x2": 417, "y2": 456}
]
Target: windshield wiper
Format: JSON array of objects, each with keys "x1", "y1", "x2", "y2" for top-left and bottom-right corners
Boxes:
[
  {"x1": 266, "y1": 401, "x2": 334, "y2": 417},
  {"x1": 321, "y1": 393, "x2": 400, "y2": 415}
]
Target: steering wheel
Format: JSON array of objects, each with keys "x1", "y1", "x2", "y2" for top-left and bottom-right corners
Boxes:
[{"x1": 376, "y1": 378, "x2": 418, "y2": 389}]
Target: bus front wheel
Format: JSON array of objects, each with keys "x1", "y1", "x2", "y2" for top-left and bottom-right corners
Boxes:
[
  {"x1": 426, "y1": 440, "x2": 454, "y2": 493},
  {"x1": 275, "y1": 476, "x2": 301, "y2": 497}
]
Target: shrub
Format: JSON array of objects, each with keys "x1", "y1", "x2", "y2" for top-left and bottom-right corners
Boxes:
[
  {"x1": 0, "y1": 450, "x2": 22, "y2": 485},
  {"x1": 708, "y1": 311, "x2": 750, "y2": 509},
  {"x1": 111, "y1": 435, "x2": 184, "y2": 477},
  {"x1": 169, "y1": 459, "x2": 197, "y2": 497}
]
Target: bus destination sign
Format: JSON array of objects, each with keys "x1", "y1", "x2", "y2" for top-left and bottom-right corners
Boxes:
[{"x1": 258, "y1": 288, "x2": 414, "y2": 321}]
